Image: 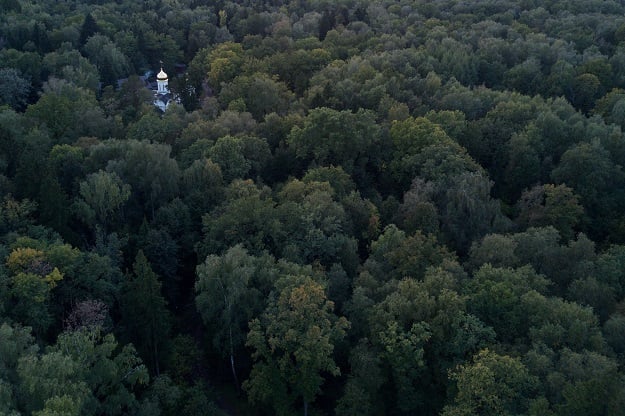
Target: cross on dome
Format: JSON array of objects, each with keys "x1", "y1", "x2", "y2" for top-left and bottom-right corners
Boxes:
[{"x1": 153, "y1": 60, "x2": 180, "y2": 111}]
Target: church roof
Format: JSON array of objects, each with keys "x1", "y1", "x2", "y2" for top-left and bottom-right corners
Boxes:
[{"x1": 157, "y1": 68, "x2": 168, "y2": 80}]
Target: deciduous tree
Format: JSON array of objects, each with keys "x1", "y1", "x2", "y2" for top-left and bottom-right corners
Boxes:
[{"x1": 244, "y1": 274, "x2": 349, "y2": 416}]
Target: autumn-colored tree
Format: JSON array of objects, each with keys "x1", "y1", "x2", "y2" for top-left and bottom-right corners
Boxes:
[
  {"x1": 244, "y1": 274, "x2": 349, "y2": 416},
  {"x1": 442, "y1": 349, "x2": 539, "y2": 416}
]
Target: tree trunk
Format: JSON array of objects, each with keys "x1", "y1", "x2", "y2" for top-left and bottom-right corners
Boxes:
[
  {"x1": 230, "y1": 353, "x2": 239, "y2": 391},
  {"x1": 223, "y1": 289, "x2": 240, "y2": 391},
  {"x1": 229, "y1": 327, "x2": 240, "y2": 391},
  {"x1": 153, "y1": 327, "x2": 160, "y2": 376},
  {"x1": 304, "y1": 400, "x2": 308, "y2": 416}
]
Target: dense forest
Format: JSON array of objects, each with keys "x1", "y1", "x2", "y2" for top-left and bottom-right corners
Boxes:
[{"x1": 2, "y1": 0, "x2": 625, "y2": 414}]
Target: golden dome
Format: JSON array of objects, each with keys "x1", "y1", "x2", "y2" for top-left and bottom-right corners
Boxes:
[{"x1": 157, "y1": 68, "x2": 168, "y2": 80}]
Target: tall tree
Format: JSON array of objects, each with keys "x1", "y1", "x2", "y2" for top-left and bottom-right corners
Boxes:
[
  {"x1": 244, "y1": 274, "x2": 349, "y2": 416},
  {"x1": 83, "y1": 35, "x2": 132, "y2": 86},
  {"x1": 0, "y1": 68, "x2": 30, "y2": 110},
  {"x1": 106, "y1": 140, "x2": 180, "y2": 220},
  {"x1": 52, "y1": 329, "x2": 149, "y2": 416},
  {"x1": 195, "y1": 245, "x2": 275, "y2": 389},
  {"x1": 442, "y1": 349, "x2": 539, "y2": 416},
  {"x1": 516, "y1": 184, "x2": 584, "y2": 241},
  {"x1": 119, "y1": 251, "x2": 171, "y2": 375},
  {"x1": 25, "y1": 78, "x2": 109, "y2": 143},
  {"x1": 73, "y1": 170, "x2": 131, "y2": 232},
  {"x1": 17, "y1": 351, "x2": 88, "y2": 415},
  {"x1": 79, "y1": 13, "x2": 100, "y2": 46},
  {"x1": 287, "y1": 107, "x2": 381, "y2": 176}
]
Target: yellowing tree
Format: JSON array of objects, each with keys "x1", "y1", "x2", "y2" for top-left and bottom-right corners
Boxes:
[{"x1": 244, "y1": 274, "x2": 349, "y2": 416}]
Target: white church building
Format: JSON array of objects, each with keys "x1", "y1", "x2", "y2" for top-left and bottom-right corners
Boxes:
[{"x1": 152, "y1": 67, "x2": 179, "y2": 112}]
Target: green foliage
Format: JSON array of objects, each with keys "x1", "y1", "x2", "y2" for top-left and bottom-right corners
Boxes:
[
  {"x1": 552, "y1": 140, "x2": 625, "y2": 239},
  {"x1": 466, "y1": 265, "x2": 550, "y2": 343},
  {"x1": 42, "y1": 48, "x2": 100, "y2": 92},
  {"x1": 244, "y1": 274, "x2": 349, "y2": 415},
  {"x1": 441, "y1": 172, "x2": 510, "y2": 252},
  {"x1": 18, "y1": 351, "x2": 89, "y2": 415},
  {"x1": 389, "y1": 117, "x2": 482, "y2": 191},
  {"x1": 79, "y1": 14, "x2": 99, "y2": 47},
  {"x1": 443, "y1": 349, "x2": 539, "y2": 416},
  {"x1": 5, "y1": 0, "x2": 625, "y2": 414},
  {"x1": 74, "y1": 170, "x2": 131, "y2": 230},
  {"x1": 208, "y1": 135, "x2": 251, "y2": 183},
  {"x1": 335, "y1": 339, "x2": 385, "y2": 416},
  {"x1": 195, "y1": 245, "x2": 275, "y2": 386},
  {"x1": 52, "y1": 329, "x2": 149, "y2": 415},
  {"x1": 516, "y1": 184, "x2": 584, "y2": 241},
  {"x1": 199, "y1": 179, "x2": 279, "y2": 257},
  {"x1": 119, "y1": 251, "x2": 171, "y2": 376},
  {"x1": 469, "y1": 227, "x2": 597, "y2": 294},
  {"x1": 302, "y1": 166, "x2": 355, "y2": 198},
  {"x1": 105, "y1": 140, "x2": 180, "y2": 218},
  {"x1": 0, "y1": 323, "x2": 38, "y2": 388},
  {"x1": 181, "y1": 158, "x2": 224, "y2": 219},
  {"x1": 524, "y1": 291, "x2": 605, "y2": 352},
  {"x1": 219, "y1": 73, "x2": 294, "y2": 120},
  {"x1": 25, "y1": 78, "x2": 109, "y2": 143},
  {"x1": 355, "y1": 224, "x2": 455, "y2": 293},
  {"x1": 0, "y1": 68, "x2": 30, "y2": 110},
  {"x1": 378, "y1": 320, "x2": 431, "y2": 412},
  {"x1": 391, "y1": 117, "x2": 451, "y2": 156},
  {"x1": 275, "y1": 178, "x2": 360, "y2": 272},
  {"x1": 206, "y1": 42, "x2": 245, "y2": 90},
  {"x1": 288, "y1": 107, "x2": 381, "y2": 175}
]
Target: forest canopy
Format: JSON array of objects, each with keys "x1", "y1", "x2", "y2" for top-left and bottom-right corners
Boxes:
[{"x1": 2, "y1": 0, "x2": 625, "y2": 414}]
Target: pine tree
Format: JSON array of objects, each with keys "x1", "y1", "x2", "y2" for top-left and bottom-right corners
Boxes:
[
  {"x1": 79, "y1": 13, "x2": 99, "y2": 47},
  {"x1": 120, "y1": 250, "x2": 171, "y2": 375}
]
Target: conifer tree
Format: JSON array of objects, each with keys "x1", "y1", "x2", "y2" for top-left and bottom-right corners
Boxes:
[
  {"x1": 119, "y1": 250, "x2": 171, "y2": 375},
  {"x1": 79, "y1": 13, "x2": 99, "y2": 47}
]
